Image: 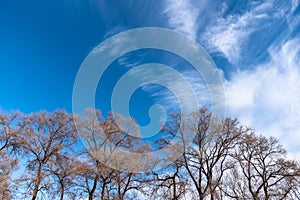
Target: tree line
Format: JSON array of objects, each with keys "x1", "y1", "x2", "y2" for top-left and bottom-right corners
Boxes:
[{"x1": 0, "y1": 108, "x2": 299, "y2": 200}]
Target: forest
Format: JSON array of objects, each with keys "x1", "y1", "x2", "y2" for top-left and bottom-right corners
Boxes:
[{"x1": 0, "y1": 108, "x2": 299, "y2": 200}]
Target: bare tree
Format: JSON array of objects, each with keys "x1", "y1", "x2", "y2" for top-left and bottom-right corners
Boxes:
[
  {"x1": 162, "y1": 109, "x2": 245, "y2": 200},
  {"x1": 0, "y1": 108, "x2": 299, "y2": 199},
  {"x1": 73, "y1": 109, "x2": 153, "y2": 200},
  {"x1": 72, "y1": 109, "x2": 118, "y2": 200},
  {"x1": 223, "y1": 133, "x2": 300, "y2": 200},
  {"x1": 150, "y1": 161, "x2": 191, "y2": 200},
  {"x1": 0, "y1": 112, "x2": 21, "y2": 199},
  {"x1": 16, "y1": 110, "x2": 77, "y2": 200},
  {"x1": 72, "y1": 155, "x2": 110, "y2": 200},
  {"x1": 44, "y1": 152, "x2": 79, "y2": 200}
]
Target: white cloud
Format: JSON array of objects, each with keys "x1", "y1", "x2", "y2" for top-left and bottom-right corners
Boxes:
[
  {"x1": 287, "y1": 0, "x2": 300, "y2": 31},
  {"x1": 201, "y1": 0, "x2": 292, "y2": 64},
  {"x1": 103, "y1": 26, "x2": 125, "y2": 39},
  {"x1": 163, "y1": 0, "x2": 200, "y2": 39},
  {"x1": 125, "y1": 65, "x2": 210, "y2": 113},
  {"x1": 291, "y1": 0, "x2": 300, "y2": 14},
  {"x1": 226, "y1": 38, "x2": 300, "y2": 156},
  {"x1": 201, "y1": 10, "x2": 265, "y2": 64}
]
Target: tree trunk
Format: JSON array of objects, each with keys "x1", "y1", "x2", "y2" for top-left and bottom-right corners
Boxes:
[
  {"x1": 89, "y1": 176, "x2": 99, "y2": 200},
  {"x1": 32, "y1": 163, "x2": 43, "y2": 200},
  {"x1": 172, "y1": 177, "x2": 176, "y2": 200},
  {"x1": 101, "y1": 182, "x2": 106, "y2": 200},
  {"x1": 89, "y1": 175, "x2": 99, "y2": 200},
  {"x1": 60, "y1": 180, "x2": 65, "y2": 200}
]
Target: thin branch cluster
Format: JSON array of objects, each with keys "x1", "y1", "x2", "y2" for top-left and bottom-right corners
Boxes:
[{"x1": 0, "y1": 108, "x2": 299, "y2": 200}]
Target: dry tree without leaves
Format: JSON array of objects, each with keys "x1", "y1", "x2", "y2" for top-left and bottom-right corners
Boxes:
[{"x1": 0, "y1": 108, "x2": 299, "y2": 199}]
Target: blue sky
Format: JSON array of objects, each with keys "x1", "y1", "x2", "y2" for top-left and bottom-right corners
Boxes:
[{"x1": 1, "y1": 0, "x2": 300, "y2": 156}]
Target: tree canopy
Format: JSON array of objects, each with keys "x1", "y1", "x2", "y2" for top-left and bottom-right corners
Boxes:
[{"x1": 0, "y1": 108, "x2": 299, "y2": 200}]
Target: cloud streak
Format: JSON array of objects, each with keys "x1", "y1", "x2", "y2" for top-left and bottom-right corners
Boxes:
[
  {"x1": 126, "y1": 65, "x2": 211, "y2": 113},
  {"x1": 201, "y1": 0, "x2": 293, "y2": 65},
  {"x1": 162, "y1": 0, "x2": 300, "y2": 158},
  {"x1": 163, "y1": 0, "x2": 200, "y2": 39},
  {"x1": 226, "y1": 38, "x2": 300, "y2": 157}
]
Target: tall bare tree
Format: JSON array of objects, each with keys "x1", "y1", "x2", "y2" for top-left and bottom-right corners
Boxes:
[
  {"x1": 0, "y1": 109, "x2": 299, "y2": 199},
  {"x1": 73, "y1": 109, "x2": 152, "y2": 200},
  {"x1": 162, "y1": 108, "x2": 245, "y2": 200},
  {"x1": 0, "y1": 112, "x2": 21, "y2": 199},
  {"x1": 150, "y1": 162, "x2": 191, "y2": 200},
  {"x1": 223, "y1": 133, "x2": 300, "y2": 199},
  {"x1": 16, "y1": 110, "x2": 77, "y2": 200},
  {"x1": 44, "y1": 152, "x2": 79, "y2": 200}
]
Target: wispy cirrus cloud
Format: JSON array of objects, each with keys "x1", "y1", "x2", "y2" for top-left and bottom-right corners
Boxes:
[
  {"x1": 290, "y1": 0, "x2": 300, "y2": 16},
  {"x1": 162, "y1": 0, "x2": 300, "y2": 158},
  {"x1": 287, "y1": 0, "x2": 300, "y2": 32},
  {"x1": 126, "y1": 65, "x2": 210, "y2": 113},
  {"x1": 163, "y1": 0, "x2": 200, "y2": 39},
  {"x1": 201, "y1": 0, "x2": 293, "y2": 65},
  {"x1": 226, "y1": 38, "x2": 300, "y2": 157}
]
